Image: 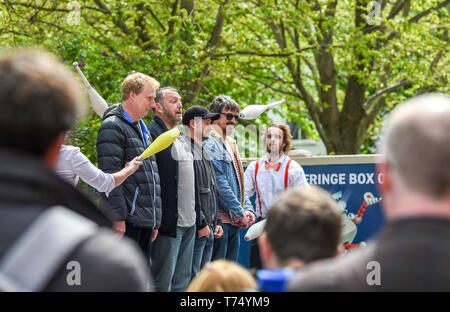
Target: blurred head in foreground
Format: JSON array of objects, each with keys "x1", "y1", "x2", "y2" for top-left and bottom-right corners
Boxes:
[
  {"x1": 0, "y1": 48, "x2": 84, "y2": 167},
  {"x1": 186, "y1": 260, "x2": 256, "y2": 292},
  {"x1": 378, "y1": 93, "x2": 450, "y2": 221},
  {"x1": 259, "y1": 185, "x2": 342, "y2": 270}
]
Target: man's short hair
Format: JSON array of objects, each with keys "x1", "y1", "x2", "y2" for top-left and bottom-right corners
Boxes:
[
  {"x1": 209, "y1": 95, "x2": 240, "y2": 114},
  {"x1": 155, "y1": 87, "x2": 178, "y2": 106},
  {"x1": 121, "y1": 72, "x2": 160, "y2": 102},
  {"x1": 265, "y1": 186, "x2": 341, "y2": 265},
  {"x1": 0, "y1": 48, "x2": 83, "y2": 156},
  {"x1": 379, "y1": 93, "x2": 450, "y2": 198}
]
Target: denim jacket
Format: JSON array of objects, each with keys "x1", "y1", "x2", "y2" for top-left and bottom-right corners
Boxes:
[{"x1": 203, "y1": 131, "x2": 253, "y2": 219}]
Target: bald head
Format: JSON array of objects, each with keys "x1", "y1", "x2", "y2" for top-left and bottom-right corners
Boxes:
[{"x1": 380, "y1": 94, "x2": 450, "y2": 198}]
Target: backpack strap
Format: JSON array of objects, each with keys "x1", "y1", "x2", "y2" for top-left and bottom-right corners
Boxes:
[
  {"x1": 255, "y1": 160, "x2": 263, "y2": 217},
  {"x1": 284, "y1": 159, "x2": 292, "y2": 189},
  {"x1": 0, "y1": 206, "x2": 98, "y2": 292}
]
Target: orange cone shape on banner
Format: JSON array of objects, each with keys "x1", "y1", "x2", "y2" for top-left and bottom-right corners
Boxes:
[{"x1": 139, "y1": 128, "x2": 180, "y2": 160}]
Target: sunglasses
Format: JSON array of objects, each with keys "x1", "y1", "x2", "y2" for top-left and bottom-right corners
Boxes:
[{"x1": 220, "y1": 112, "x2": 240, "y2": 121}]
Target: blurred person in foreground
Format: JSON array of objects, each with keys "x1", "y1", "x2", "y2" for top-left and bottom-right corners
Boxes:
[
  {"x1": 0, "y1": 49, "x2": 151, "y2": 291},
  {"x1": 289, "y1": 93, "x2": 450, "y2": 292},
  {"x1": 257, "y1": 186, "x2": 342, "y2": 292},
  {"x1": 186, "y1": 259, "x2": 256, "y2": 292}
]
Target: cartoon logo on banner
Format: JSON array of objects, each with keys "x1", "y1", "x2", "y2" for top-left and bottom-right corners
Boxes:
[
  {"x1": 303, "y1": 163, "x2": 386, "y2": 251},
  {"x1": 333, "y1": 190, "x2": 382, "y2": 251}
]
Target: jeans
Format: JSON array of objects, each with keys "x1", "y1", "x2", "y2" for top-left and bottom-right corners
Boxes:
[
  {"x1": 203, "y1": 137, "x2": 254, "y2": 217},
  {"x1": 151, "y1": 225, "x2": 196, "y2": 292},
  {"x1": 211, "y1": 223, "x2": 240, "y2": 262},
  {"x1": 191, "y1": 229, "x2": 214, "y2": 281}
]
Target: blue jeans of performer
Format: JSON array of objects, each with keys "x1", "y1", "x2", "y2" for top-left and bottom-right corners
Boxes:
[
  {"x1": 212, "y1": 223, "x2": 240, "y2": 262},
  {"x1": 151, "y1": 225, "x2": 196, "y2": 292},
  {"x1": 191, "y1": 229, "x2": 214, "y2": 280}
]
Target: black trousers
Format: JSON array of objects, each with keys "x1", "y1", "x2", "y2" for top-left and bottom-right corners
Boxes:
[
  {"x1": 250, "y1": 238, "x2": 263, "y2": 270},
  {"x1": 249, "y1": 217, "x2": 265, "y2": 270},
  {"x1": 125, "y1": 222, "x2": 153, "y2": 263}
]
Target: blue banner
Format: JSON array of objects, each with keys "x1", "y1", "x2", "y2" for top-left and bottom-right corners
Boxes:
[{"x1": 238, "y1": 161, "x2": 386, "y2": 268}]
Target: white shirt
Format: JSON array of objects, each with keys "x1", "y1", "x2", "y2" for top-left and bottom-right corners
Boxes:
[
  {"x1": 244, "y1": 154, "x2": 309, "y2": 218},
  {"x1": 56, "y1": 145, "x2": 115, "y2": 194}
]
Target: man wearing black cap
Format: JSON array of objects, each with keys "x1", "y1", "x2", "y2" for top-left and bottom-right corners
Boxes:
[{"x1": 182, "y1": 106, "x2": 224, "y2": 280}]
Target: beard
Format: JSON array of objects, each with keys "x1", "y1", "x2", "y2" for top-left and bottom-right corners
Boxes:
[
  {"x1": 219, "y1": 123, "x2": 235, "y2": 137},
  {"x1": 267, "y1": 144, "x2": 283, "y2": 157},
  {"x1": 162, "y1": 106, "x2": 182, "y2": 125}
]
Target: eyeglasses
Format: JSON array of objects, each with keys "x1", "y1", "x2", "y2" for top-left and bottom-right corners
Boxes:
[{"x1": 220, "y1": 113, "x2": 240, "y2": 121}]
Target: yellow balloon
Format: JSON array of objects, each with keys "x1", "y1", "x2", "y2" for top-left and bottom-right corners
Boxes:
[{"x1": 140, "y1": 128, "x2": 180, "y2": 160}]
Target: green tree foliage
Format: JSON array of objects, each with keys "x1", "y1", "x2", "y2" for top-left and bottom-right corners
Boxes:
[
  {"x1": 221, "y1": 0, "x2": 449, "y2": 154},
  {"x1": 0, "y1": 0, "x2": 448, "y2": 158}
]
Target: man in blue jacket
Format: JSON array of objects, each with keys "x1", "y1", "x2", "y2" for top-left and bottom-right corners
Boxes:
[{"x1": 203, "y1": 95, "x2": 256, "y2": 262}]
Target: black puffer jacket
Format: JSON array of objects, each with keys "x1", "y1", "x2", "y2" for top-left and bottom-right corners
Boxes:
[{"x1": 97, "y1": 104, "x2": 161, "y2": 229}]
